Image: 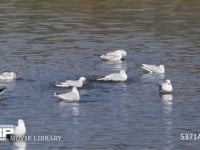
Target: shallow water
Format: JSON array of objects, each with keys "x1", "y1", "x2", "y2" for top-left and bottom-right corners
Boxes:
[{"x1": 0, "y1": 0, "x2": 200, "y2": 149}]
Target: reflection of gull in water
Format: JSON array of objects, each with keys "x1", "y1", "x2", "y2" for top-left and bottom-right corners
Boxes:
[
  {"x1": 58, "y1": 102, "x2": 80, "y2": 125},
  {"x1": 58, "y1": 102, "x2": 80, "y2": 116},
  {"x1": 161, "y1": 94, "x2": 173, "y2": 101},
  {"x1": 97, "y1": 69, "x2": 127, "y2": 81},
  {"x1": 72, "y1": 105, "x2": 80, "y2": 116},
  {"x1": 161, "y1": 94, "x2": 174, "y2": 150},
  {"x1": 11, "y1": 141, "x2": 26, "y2": 150},
  {"x1": 161, "y1": 94, "x2": 173, "y2": 114},
  {"x1": 141, "y1": 73, "x2": 165, "y2": 81},
  {"x1": 99, "y1": 60, "x2": 127, "y2": 75},
  {"x1": 163, "y1": 117, "x2": 174, "y2": 150},
  {"x1": 100, "y1": 60, "x2": 127, "y2": 70}
]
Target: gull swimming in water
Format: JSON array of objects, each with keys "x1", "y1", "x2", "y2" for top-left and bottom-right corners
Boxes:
[
  {"x1": 159, "y1": 79, "x2": 173, "y2": 94},
  {"x1": 97, "y1": 69, "x2": 127, "y2": 81},
  {"x1": 100, "y1": 49, "x2": 127, "y2": 61},
  {"x1": 137, "y1": 64, "x2": 165, "y2": 74},
  {"x1": 56, "y1": 77, "x2": 86, "y2": 88},
  {"x1": 0, "y1": 72, "x2": 17, "y2": 81},
  {"x1": 54, "y1": 87, "x2": 80, "y2": 102},
  {"x1": 0, "y1": 86, "x2": 7, "y2": 95}
]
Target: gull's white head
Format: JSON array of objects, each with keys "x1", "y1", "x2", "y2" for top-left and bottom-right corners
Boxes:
[
  {"x1": 159, "y1": 65, "x2": 165, "y2": 73},
  {"x1": 120, "y1": 69, "x2": 126, "y2": 74},
  {"x1": 79, "y1": 77, "x2": 86, "y2": 82},
  {"x1": 18, "y1": 119, "x2": 25, "y2": 126},
  {"x1": 120, "y1": 69, "x2": 128, "y2": 80},
  {"x1": 165, "y1": 79, "x2": 171, "y2": 84}
]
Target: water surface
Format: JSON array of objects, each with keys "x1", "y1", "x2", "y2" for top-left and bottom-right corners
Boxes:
[{"x1": 0, "y1": 0, "x2": 200, "y2": 149}]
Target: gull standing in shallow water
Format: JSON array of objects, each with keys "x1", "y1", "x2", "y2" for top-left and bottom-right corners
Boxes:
[
  {"x1": 159, "y1": 79, "x2": 173, "y2": 94},
  {"x1": 56, "y1": 77, "x2": 86, "y2": 88},
  {"x1": 54, "y1": 87, "x2": 80, "y2": 102},
  {"x1": 0, "y1": 72, "x2": 17, "y2": 81},
  {"x1": 137, "y1": 64, "x2": 165, "y2": 74},
  {"x1": 97, "y1": 69, "x2": 127, "y2": 81},
  {"x1": 100, "y1": 49, "x2": 127, "y2": 61}
]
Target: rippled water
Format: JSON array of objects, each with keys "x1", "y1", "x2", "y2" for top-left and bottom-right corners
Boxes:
[{"x1": 0, "y1": 0, "x2": 200, "y2": 149}]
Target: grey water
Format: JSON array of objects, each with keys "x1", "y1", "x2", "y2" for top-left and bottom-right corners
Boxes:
[{"x1": 0, "y1": 0, "x2": 200, "y2": 149}]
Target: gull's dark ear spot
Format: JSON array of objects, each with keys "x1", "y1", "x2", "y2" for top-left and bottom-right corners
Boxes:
[{"x1": 121, "y1": 57, "x2": 126, "y2": 61}]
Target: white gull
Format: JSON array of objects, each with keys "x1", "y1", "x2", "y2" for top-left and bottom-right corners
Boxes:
[
  {"x1": 14, "y1": 119, "x2": 26, "y2": 137},
  {"x1": 159, "y1": 79, "x2": 173, "y2": 94},
  {"x1": 54, "y1": 87, "x2": 80, "y2": 102},
  {"x1": 0, "y1": 72, "x2": 17, "y2": 81},
  {"x1": 6, "y1": 119, "x2": 26, "y2": 144},
  {"x1": 138, "y1": 64, "x2": 165, "y2": 74},
  {"x1": 56, "y1": 77, "x2": 86, "y2": 88},
  {"x1": 100, "y1": 50, "x2": 127, "y2": 61},
  {"x1": 97, "y1": 69, "x2": 127, "y2": 81}
]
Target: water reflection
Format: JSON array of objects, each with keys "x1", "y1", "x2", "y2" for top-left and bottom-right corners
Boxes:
[
  {"x1": 57, "y1": 101, "x2": 80, "y2": 149},
  {"x1": 58, "y1": 101, "x2": 80, "y2": 116},
  {"x1": 141, "y1": 73, "x2": 165, "y2": 82},
  {"x1": 0, "y1": 0, "x2": 199, "y2": 149},
  {"x1": 161, "y1": 94, "x2": 173, "y2": 101},
  {"x1": 161, "y1": 94, "x2": 173, "y2": 114},
  {"x1": 11, "y1": 141, "x2": 26, "y2": 150},
  {"x1": 57, "y1": 101, "x2": 80, "y2": 124},
  {"x1": 100, "y1": 60, "x2": 127, "y2": 71},
  {"x1": 163, "y1": 118, "x2": 174, "y2": 150},
  {"x1": 161, "y1": 94, "x2": 174, "y2": 150}
]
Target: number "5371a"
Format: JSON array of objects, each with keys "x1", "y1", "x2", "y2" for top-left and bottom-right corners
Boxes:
[{"x1": 180, "y1": 133, "x2": 200, "y2": 141}]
